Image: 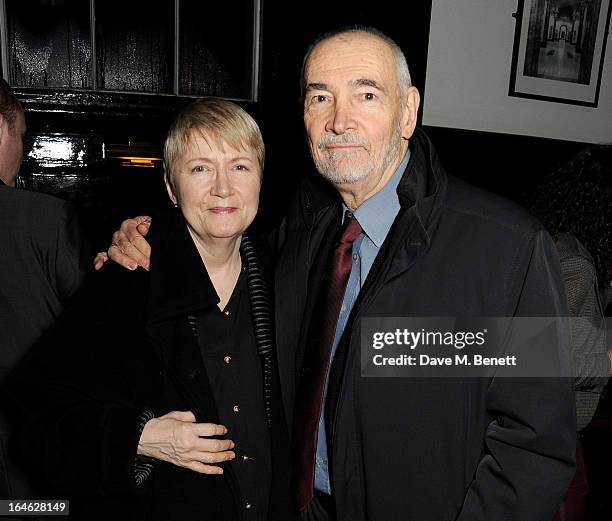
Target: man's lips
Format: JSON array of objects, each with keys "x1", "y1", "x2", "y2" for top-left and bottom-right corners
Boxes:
[
  {"x1": 325, "y1": 144, "x2": 362, "y2": 150},
  {"x1": 209, "y1": 207, "x2": 237, "y2": 214}
]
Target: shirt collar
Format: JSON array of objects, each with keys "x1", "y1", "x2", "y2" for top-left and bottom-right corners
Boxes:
[{"x1": 344, "y1": 148, "x2": 411, "y2": 248}]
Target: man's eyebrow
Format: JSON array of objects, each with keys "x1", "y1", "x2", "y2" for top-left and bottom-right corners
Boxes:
[
  {"x1": 305, "y1": 82, "x2": 328, "y2": 91},
  {"x1": 351, "y1": 78, "x2": 385, "y2": 91}
]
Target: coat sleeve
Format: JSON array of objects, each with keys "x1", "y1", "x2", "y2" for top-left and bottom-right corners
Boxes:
[
  {"x1": 52, "y1": 201, "x2": 92, "y2": 303},
  {"x1": 455, "y1": 229, "x2": 576, "y2": 521},
  {"x1": 557, "y1": 247, "x2": 610, "y2": 389},
  {"x1": 6, "y1": 269, "x2": 155, "y2": 499}
]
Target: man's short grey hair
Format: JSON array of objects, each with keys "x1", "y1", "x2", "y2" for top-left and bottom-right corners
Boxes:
[{"x1": 300, "y1": 26, "x2": 412, "y2": 102}]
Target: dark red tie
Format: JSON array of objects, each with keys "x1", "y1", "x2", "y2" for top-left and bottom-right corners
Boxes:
[{"x1": 293, "y1": 212, "x2": 362, "y2": 511}]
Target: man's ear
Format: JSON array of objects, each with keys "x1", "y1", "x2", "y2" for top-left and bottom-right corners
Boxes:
[
  {"x1": 400, "y1": 86, "x2": 421, "y2": 141},
  {"x1": 0, "y1": 115, "x2": 6, "y2": 145},
  {"x1": 164, "y1": 173, "x2": 178, "y2": 205}
]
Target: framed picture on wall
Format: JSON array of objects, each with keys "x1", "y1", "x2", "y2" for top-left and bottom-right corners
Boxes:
[{"x1": 509, "y1": 0, "x2": 612, "y2": 107}]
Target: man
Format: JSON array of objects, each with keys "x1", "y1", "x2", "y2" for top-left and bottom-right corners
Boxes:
[
  {"x1": 0, "y1": 78, "x2": 91, "y2": 504},
  {"x1": 106, "y1": 27, "x2": 576, "y2": 521}
]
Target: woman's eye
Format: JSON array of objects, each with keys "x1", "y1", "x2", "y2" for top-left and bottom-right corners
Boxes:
[
  {"x1": 192, "y1": 165, "x2": 207, "y2": 173},
  {"x1": 234, "y1": 164, "x2": 249, "y2": 172}
]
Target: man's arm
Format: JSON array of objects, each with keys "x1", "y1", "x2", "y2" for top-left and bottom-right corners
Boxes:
[
  {"x1": 54, "y1": 201, "x2": 93, "y2": 301},
  {"x1": 558, "y1": 249, "x2": 611, "y2": 383},
  {"x1": 94, "y1": 216, "x2": 152, "y2": 271},
  {"x1": 456, "y1": 229, "x2": 576, "y2": 521}
]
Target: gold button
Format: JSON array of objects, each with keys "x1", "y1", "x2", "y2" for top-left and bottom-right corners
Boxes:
[
  {"x1": 245, "y1": 503, "x2": 252, "y2": 510},
  {"x1": 224, "y1": 356, "x2": 232, "y2": 364},
  {"x1": 224, "y1": 310, "x2": 230, "y2": 316},
  {"x1": 242, "y1": 455, "x2": 249, "y2": 461},
  {"x1": 233, "y1": 405, "x2": 240, "y2": 412}
]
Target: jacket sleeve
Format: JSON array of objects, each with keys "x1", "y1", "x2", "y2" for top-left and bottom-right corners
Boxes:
[
  {"x1": 52, "y1": 201, "x2": 92, "y2": 303},
  {"x1": 455, "y1": 229, "x2": 576, "y2": 521},
  {"x1": 6, "y1": 270, "x2": 154, "y2": 499},
  {"x1": 558, "y1": 249, "x2": 610, "y2": 389}
]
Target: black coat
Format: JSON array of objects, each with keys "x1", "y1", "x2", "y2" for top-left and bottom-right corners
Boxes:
[
  {"x1": 0, "y1": 184, "x2": 90, "y2": 505},
  {"x1": 0, "y1": 184, "x2": 90, "y2": 382},
  {"x1": 274, "y1": 129, "x2": 576, "y2": 521},
  {"x1": 7, "y1": 210, "x2": 284, "y2": 521}
]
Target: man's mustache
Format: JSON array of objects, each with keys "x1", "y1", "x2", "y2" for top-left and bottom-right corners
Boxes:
[{"x1": 317, "y1": 133, "x2": 370, "y2": 151}]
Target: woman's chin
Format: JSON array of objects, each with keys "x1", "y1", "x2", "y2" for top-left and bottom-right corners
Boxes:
[{"x1": 202, "y1": 226, "x2": 247, "y2": 242}]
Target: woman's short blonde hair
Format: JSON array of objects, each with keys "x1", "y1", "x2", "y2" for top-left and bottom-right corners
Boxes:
[{"x1": 164, "y1": 98, "x2": 264, "y2": 190}]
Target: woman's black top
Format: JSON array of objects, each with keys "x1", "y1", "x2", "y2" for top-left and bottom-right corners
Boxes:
[{"x1": 195, "y1": 265, "x2": 289, "y2": 521}]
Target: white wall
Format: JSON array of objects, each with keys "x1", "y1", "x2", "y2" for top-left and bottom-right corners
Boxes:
[{"x1": 423, "y1": 0, "x2": 612, "y2": 143}]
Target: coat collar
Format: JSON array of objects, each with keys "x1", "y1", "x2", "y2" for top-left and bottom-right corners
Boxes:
[{"x1": 146, "y1": 209, "x2": 219, "y2": 326}]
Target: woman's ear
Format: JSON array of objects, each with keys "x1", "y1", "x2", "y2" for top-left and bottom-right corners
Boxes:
[{"x1": 164, "y1": 173, "x2": 178, "y2": 205}]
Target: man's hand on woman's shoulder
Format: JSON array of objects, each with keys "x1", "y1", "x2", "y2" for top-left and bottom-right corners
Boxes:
[{"x1": 94, "y1": 215, "x2": 153, "y2": 271}]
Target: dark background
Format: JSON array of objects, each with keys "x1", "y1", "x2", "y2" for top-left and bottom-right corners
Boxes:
[
  {"x1": 14, "y1": 0, "x2": 590, "y2": 247},
  {"x1": 9, "y1": 2, "x2": 611, "y2": 517}
]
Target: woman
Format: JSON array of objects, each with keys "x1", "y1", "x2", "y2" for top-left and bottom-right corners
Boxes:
[{"x1": 7, "y1": 99, "x2": 291, "y2": 520}]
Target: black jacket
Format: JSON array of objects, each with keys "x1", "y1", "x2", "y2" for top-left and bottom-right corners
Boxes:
[
  {"x1": 274, "y1": 129, "x2": 576, "y2": 521},
  {"x1": 0, "y1": 183, "x2": 90, "y2": 382},
  {"x1": 0, "y1": 183, "x2": 90, "y2": 506},
  {"x1": 7, "y1": 210, "x2": 287, "y2": 521}
]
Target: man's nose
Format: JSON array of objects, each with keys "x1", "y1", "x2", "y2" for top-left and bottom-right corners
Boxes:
[{"x1": 325, "y1": 99, "x2": 356, "y2": 135}]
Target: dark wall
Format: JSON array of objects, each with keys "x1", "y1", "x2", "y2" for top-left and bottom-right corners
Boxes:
[{"x1": 16, "y1": 0, "x2": 591, "y2": 245}]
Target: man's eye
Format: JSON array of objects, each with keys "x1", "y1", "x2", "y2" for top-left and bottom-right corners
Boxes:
[
  {"x1": 312, "y1": 95, "x2": 327, "y2": 103},
  {"x1": 363, "y1": 92, "x2": 376, "y2": 101}
]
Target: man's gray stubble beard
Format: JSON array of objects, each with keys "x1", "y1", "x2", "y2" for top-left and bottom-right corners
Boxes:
[{"x1": 312, "y1": 124, "x2": 403, "y2": 186}]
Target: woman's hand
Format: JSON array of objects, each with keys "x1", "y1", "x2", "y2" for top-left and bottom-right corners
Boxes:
[{"x1": 137, "y1": 410, "x2": 235, "y2": 474}]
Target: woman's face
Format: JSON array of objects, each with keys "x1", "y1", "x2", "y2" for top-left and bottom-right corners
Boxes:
[{"x1": 165, "y1": 130, "x2": 261, "y2": 244}]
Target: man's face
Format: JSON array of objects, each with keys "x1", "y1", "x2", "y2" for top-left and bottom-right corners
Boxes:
[
  {"x1": 0, "y1": 109, "x2": 25, "y2": 186},
  {"x1": 303, "y1": 32, "x2": 410, "y2": 188}
]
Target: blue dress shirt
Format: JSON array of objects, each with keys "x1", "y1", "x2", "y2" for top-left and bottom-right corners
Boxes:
[{"x1": 314, "y1": 148, "x2": 411, "y2": 493}]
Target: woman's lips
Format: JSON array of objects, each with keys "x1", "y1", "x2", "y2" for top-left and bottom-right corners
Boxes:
[{"x1": 209, "y1": 207, "x2": 237, "y2": 214}]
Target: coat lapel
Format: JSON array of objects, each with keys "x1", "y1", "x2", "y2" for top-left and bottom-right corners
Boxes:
[
  {"x1": 144, "y1": 210, "x2": 221, "y2": 423},
  {"x1": 275, "y1": 178, "x2": 338, "y2": 427},
  {"x1": 147, "y1": 318, "x2": 221, "y2": 424}
]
